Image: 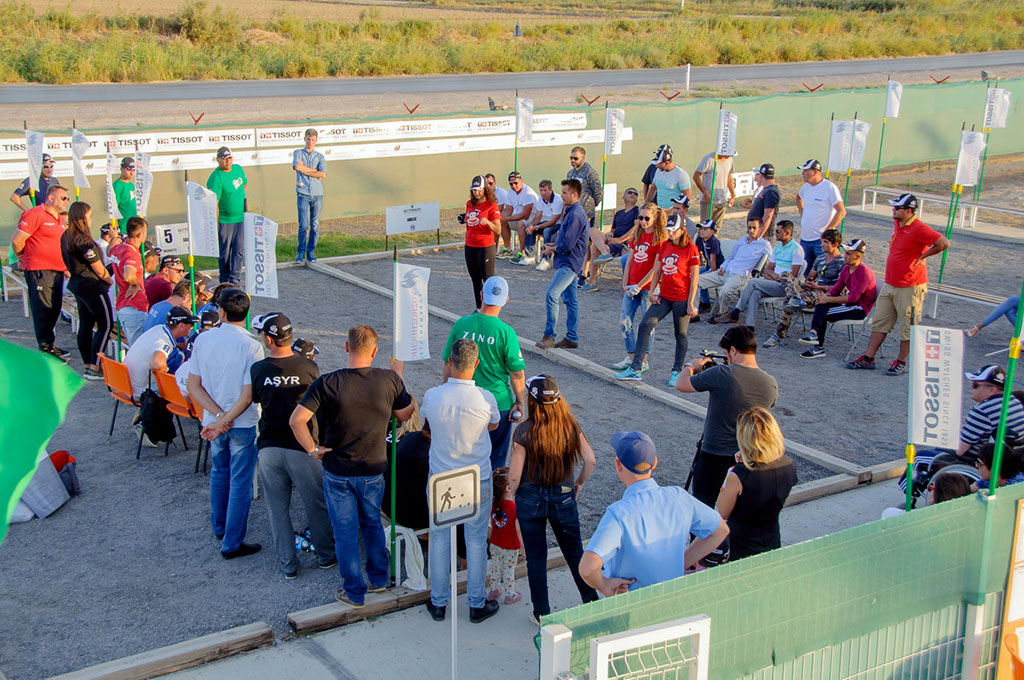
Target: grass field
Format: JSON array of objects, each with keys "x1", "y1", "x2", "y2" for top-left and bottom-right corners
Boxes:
[{"x1": 1, "y1": 0, "x2": 1022, "y2": 83}]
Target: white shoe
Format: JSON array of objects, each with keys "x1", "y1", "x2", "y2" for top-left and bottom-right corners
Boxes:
[
  {"x1": 535, "y1": 259, "x2": 552, "y2": 271},
  {"x1": 515, "y1": 255, "x2": 537, "y2": 266},
  {"x1": 610, "y1": 357, "x2": 632, "y2": 370}
]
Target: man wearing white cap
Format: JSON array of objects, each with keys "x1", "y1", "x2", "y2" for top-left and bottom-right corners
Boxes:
[{"x1": 795, "y1": 159, "x2": 845, "y2": 275}]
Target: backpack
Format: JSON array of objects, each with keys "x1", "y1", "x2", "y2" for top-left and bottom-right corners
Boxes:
[{"x1": 139, "y1": 388, "x2": 176, "y2": 443}]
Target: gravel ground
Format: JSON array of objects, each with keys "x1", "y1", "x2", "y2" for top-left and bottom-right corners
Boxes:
[{"x1": 0, "y1": 205, "x2": 1020, "y2": 678}]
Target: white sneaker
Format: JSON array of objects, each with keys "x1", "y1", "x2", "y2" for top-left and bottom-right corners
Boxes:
[
  {"x1": 515, "y1": 255, "x2": 537, "y2": 266},
  {"x1": 610, "y1": 357, "x2": 632, "y2": 370},
  {"x1": 535, "y1": 259, "x2": 552, "y2": 271}
]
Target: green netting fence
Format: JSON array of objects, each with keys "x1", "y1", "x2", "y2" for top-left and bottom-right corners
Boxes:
[{"x1": 540, "y1": 482, "x2": 1024, "y2": 679}]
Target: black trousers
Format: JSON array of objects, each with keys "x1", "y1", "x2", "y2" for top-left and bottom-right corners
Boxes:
[
  {"x1": 631, "y1": 298, "x2": 691, "y2": 372},
  {"x1": 810, "y1": 303, "x2": 867, "y2": 347},
  {"x1": 72, "y1": 286, "x2": 114, "y2": 365},
  {"x1": 464, "y1": 244, "x2": 495, "y2": 309},
  {"x1": 691, "y1": 447, "x2": 736, "y2": 509},
  {"x1": 25, "y1": 269, "x2": 65, "y2": 350}
]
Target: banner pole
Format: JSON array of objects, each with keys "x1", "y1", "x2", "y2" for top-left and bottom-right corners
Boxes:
[
  {"x1": 875, "y1": 77, "x2": 890, "y2": 185},
  {"x1": 599, "y1": 101, "x2": 608, "y2": 232},
  {"x1": 706, "y1": 102, "x2": 722, "y2": 223},
  {"x1": 514, "y1": 89, "x2": 519, "y2": 173},
  {"x1": 937, "y1": 184, "x2": 961, "y2": 285},
  {"x1": 824, "y1": 112, "x2": 834, "y2": 181},
  {"x1": 24, "y1": 121, "x2": 36, "y2": 208},
  {"x1": 72, "y1": 120, "x2": 80, "y2": 202},
  {"x1": 974, "y1": 127, "x2": 992, "y2": 201},
  {"x1": 988, "y1": 284, "x2": 1024, "y2": 497},
  {"x1": 840, "y1": 111, "x2": 857, "y2": 235},
  {"x1": 184, "y1": 170, "x2": 198, "y2": 316},
  {"x1": 904, "y1": 443, "x2": 915, "y2": 512},
  {"x1": 390, "y1": 243, "x2": 399, "y2": 585}
]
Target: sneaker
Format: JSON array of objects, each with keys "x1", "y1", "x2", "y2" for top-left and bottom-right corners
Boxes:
[
  {"x1": 576, "y1": 274, "x2": 587, "y2": 288},
  {"x1": 425, "y1": 601, "x2": 446, "y2": 621},
  {"x1": 509, "y1": 252, "x2": 524, "y2": 264},
  {"x1": 529, "y1": 612, "x2": 542, "y2": 625},
  {"x1": 667, "y1": 370, "x2": 681, "y2": 387},
  {"x1": 487, "y1": 589, "x2": 502, "y2": 602},
  {"x1": 83, "y1": 367, "x2": 104, "y2": 381},
  {"x1": 797, "y1": 330, "x2": 819, "y2": 346},
  {"x1": 43, "y1": 345, "x2": 70, "y2": 362},
  {"x1": 318, "y1": 559, "x2": 338, "y2": 569},
  {"x1": 335, "y1": 589, "x2": 365, "y2": 608},
  {"x1": 134, "y1": 423, "x2": 159, "y2": 448},
  {"x1": 293, "y1": 255, "x2": 305, "y2": 264},
  {"x1": 784, "y1": 296, "x2": 805, "y2": 311},
  {"x1": 609, "y1": 357, "x2": 632, "y2": 370},
  {"x1": 536, "y1": 335, "x2": 556, "y2": 349},
  {"x1": 516, "y1": 255, "x2": 537, "y2": 266},
  {"x1": 221, "y1": 542, "x2": 262, "y2": 560},
  {"x1": 469, "y1": 599, "x2": 500, "y2": 623},
  {"x1": 845, "y1": 355, "x2": 876, "y2": 370},
  {"x1": 496, "y1": 247, "x2": 514, "y2": 259},
  {"x1": 367, "y1": 584, "x2": 388, "y2": 593},
  {"x1": 503, "y1": 592, "x2": 522, "y2": 605},
  {"x1": 594, "y1": 253, "x2": 613, "y2": 264},
  {"x1": 579, "y1": 283, "x2": 599, "y2": 293},
  {"x1": 613, "y1": 367, "x2": 643, "y2": 381},
  {"x1": 535, "y1": 259, "x2": 551, "y2": 271},
  {"x1": 640, "y1": 360, "x2": 651, "y2": 373},
  {"x1": 762, "y1": 333, "x2": 781, "y2": 348},
  {"x1": 554, "y1": 338, "x2": 578, "y2": 349},
  {"x1": 690, "y1": 314, "x2": 701, "y2": 323},
  {"x1": 283, "y1": 569, "x2": 298, "y2": 580},
  {"x1": 886, "y1": 360, "x2": 908, "y2": 376},
  {"x1": 708, "y1": 312, "x2": 736, "y2": 325},
  {"x1": 800, "y1": 346, "x2": 826, "y2": 359},
  {"x1": 307, "y1": 255, "x2": 318, "y2": 263},
  {"x1": 698, "y1": 302, "x2": 712, "y2": 314}
]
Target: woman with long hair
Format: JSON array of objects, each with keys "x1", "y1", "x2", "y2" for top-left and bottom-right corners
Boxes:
[
  {"x1": 611, "y1": 202, "x2": 669, "y2": 374},
  {"x1": 614, "y1": 212, "x2": 700, "y2": 388},
  {"x1": 715, "y1": 407, "x2": 796, "y2": 561},
  {"x1": 508, "y1": 374, "x2": 598, "y2": 623},
  {"x1": 463, "y1": 175, "x2": 501, "y2": 309},
  {"x1": 60, "y1": 201, "x2": 113, "y2": 381}
]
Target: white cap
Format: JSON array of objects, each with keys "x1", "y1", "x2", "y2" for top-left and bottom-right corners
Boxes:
[{"x1": 482, "y1": 276, "x2": 509, "y2": 306}]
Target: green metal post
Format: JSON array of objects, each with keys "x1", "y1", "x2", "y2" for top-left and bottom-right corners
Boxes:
[
  {"x1": 973, "y1": 128, "x2": 992, "y2": 201},
  {"x1": 987, "y1": 285, "x2": 1024, "y2": 497},
  {"x1": 875, "y1": 115, "x2": 888, "y2": 185}
]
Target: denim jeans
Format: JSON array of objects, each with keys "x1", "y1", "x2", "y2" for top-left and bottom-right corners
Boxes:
[
  {"x1": 544, "y1": 266, "x2": 580, "y2": 342},
  {"x1": 736, "y1": 278, "x2": 787, "y2": 327},
  {"x1": 209, "y1": 426, "x2": 258, "y2": 553},
  {"x1": 430, "y1": 482, "x2": 492, "y2": 609},
  {"x1": 515, "y1": 484, "x2": 598, "y2": 618},
  {"x1": 296, "y1": 194, "x2": 323, "y2": 259},
  {"x1": 542, "y1": 224, "x2": 560, "y2": 244},
  {"x1": 490, "y1": 410, "x2": 513, "y2": 471},
  {"x1": 698, "y1": 266, "x2": 712, "y2": 304},
  {"x1": 323, "y1": 470, "x2": 389, "y2": 604},
  {"x1": 117, "y1": 306, "x2": 148, "y2": 347},
  {"x1": 631, "y1": 299, "x2": 691, "y2": 372},
  {"x1": 983, "y1": 295, "x2": 1020, "y2": 328},
  {"x1": 620, "y1": 290, "x2": 652, "y2": 356},
  {"x1": 799, "y1": 238, "x2": 823, "y2": 277},
  {"x1": 217, "y1": 221, "x2": 245, "y2": 284}
]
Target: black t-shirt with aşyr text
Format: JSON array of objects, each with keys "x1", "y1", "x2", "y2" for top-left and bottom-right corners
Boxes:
[{"x1": 250, "y1": 355, "x2": 321, "y2": 451}]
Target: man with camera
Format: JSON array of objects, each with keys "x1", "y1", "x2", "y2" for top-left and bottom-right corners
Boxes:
[{"x1": 675, "y1": 326, "x2": 778, "y2": 507}]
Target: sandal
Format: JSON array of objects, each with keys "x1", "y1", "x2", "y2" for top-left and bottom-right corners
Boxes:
[{"x1": 963, "y1": 325, "x2": 981, "y2": 337}]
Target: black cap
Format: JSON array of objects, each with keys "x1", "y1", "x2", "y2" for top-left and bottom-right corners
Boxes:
[
  {"x1": 697, "y1": 218, "x2": 718, "y2": 231},
  {"x1": 121, "y1": 157, "x2": 136, "y2": 170},
  {"x1": 653, "y1": 144, "x2": 673, "y2": 163},
  {"x1": 666, "y1": 214, "x2": 682, "y2": 230},
  {"x1": 887, "y1": 193, "x2": 919, "y2": 210},
  {"x1": 754, "y1": 163, "x2": 775, "y2": 179},
  {"x1": 165, "y1": 305, "x2": 199, "y2": 326},
  {"x1": 797, "y1": 159, "x2": 822, "y2": 171},
  {"x1": 471, "y1": 175, "x2": 486, "y2": 191},
  {"x1": 292, "y1": 338, "x2": 320, "y2": 360},
  {"x1": 507, "y1": 171, "x2": 522, "y2": 181},
  {"x1": 143, "y1": 243, "x2": 162, "y2": 259},
  {"x1": 252, "y1": 312, "x2": 292, "y2": 339},
  {"x1": 217, "y1": 146, "x2": 232, "y2": 159},
  {"x1": 526, "y1": 374, "x2": 561, "y2": 404},
  {"x1": 198, "y1": 308, "x2": 221, "y2": 329},
  {"x1": 965, "y1": 365, "x2": 1006, "y2": 387}
]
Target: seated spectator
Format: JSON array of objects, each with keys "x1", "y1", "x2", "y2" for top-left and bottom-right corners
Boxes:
[
  {"x1": 504, "y1": 172, "x2": 538, "y2": 263},
  {"x1": 970, "y1": 442, "x2": 1024, "y2": 493},
  {"x1": 144, "y1": 255, "x2": 185, "y2": 306},
  {"x1": 145, "y1": 278, "x2": 193, "y2": 333},
  {"x1": 580, "y1": 187, "x2": 639, "y2": 289},
  {"x1": 143, "y1": 243, "x2": 162, "y2": 275},
  {"x1": 694, "y1": 219, "x2": 723, "y2": 315},
  {"x1": 524, "y1": 179, "x2": 563, "y2": 271},
  {"x1": 930, "y1": 474, "x2": 971, "y2": 505},
  {"x1": 798, "y1": 239, "x2": 877, "y2": 358},
  {"x1": 710, "y1": 219, "x2": 804, "y2": 331},
  {"x1": 125, "y1": 305, "x2": 196, "y2": 399},
  {"x1": 714, "y1": 407, "x2": 796, "y2": 561},
  {"x1": 965, "y1": 295, "x2": 1020, "y2": 337},
  {"x1": 697, "y1": 222, "x2": 771, "y2": 315},
  {"x1": 579, "y1": 431, "x2": 729, "y2": 594},
  {"x1": 764, "y1": 228, "x2": 845, "y2": 347}
]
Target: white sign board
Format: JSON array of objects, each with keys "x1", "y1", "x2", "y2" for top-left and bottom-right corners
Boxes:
[
  {"x1": 185, "y1": 181, "x2": 219, "y2": 257},
  {"x1": 907, "y1": 325, "x2": 964, "y2": 450},
  {"x1": 393, "y1": 262, "x2": 430, "y2": 362},
  {"x1": 734, "y1": 171, "x2": 755, "y2": 198},
  {"x1": 385, "y1": 201, "x2": 441, "y2": 236},
  {"x1": 428, "y1": 465, "x2": 481, "y2": 530},
  {"x1": 984, "y1": 88, "x2": 1011, "y2": 129},
  {"x1": 605, "y1": 108, "x2": 625, "y2": 156},
  {"x1": 244, "y1": 213, "x2": 279, "y2": 299},
  {"x1": 105, "y1": 152, "x2": 122, "y2": 221},
  {"x1": 594, "y1": 183, "x2": 617, "y2": 214},
  {"x1": 154, "y1": 223, "x2": 190, "y2": 256},
  {"x1": 134, "y1": 151, "x2": 154, "y2": 217}
]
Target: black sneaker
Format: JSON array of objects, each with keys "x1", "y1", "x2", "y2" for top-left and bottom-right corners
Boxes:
[
  {"x1": 886, "y1": 360, "x2": 908, "y2": 376},
  {"x1": 220, "y1": 542, "x2": 262, "y2": 559},
  {"x1": 318, "y1": 558, "x2": 338, "y2": 569},
  {"x1": 800, "y1": 346, "x2": 826, "y2": 359},
  {"x1": 845, "y1": 355, "x2": 876, "y2": 370},
  {"x1": 469, "y1": 599, "x2": 500, "y2": 623},
  {"x1": 41, "y1": 345, "x2": 70, "y2": 362},
  {"x1": 425, "y1": 601, "x2": 446, "y2": 621}
]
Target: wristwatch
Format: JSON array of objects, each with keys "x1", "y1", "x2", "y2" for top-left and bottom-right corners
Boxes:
[{"x1": 309, "y1": 446, "x2": 320, "y2": 456}]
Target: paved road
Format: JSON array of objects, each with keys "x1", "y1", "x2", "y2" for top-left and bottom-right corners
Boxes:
[{"x1": 2, "y1": 51, "x2": 1022, "y2": 104}]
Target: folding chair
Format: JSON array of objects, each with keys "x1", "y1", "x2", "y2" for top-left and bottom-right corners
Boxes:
[
  {"x1": 831, "y1": 310, "x2": 874, "y2": 363},
  {"x1": 99, "y1": 354, "x2": 143, "y2": 460},
  {"x1": 152, "y1": 370, "x2": 195, "y2": 458}
]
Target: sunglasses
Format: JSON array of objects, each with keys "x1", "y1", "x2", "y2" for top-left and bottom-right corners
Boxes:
[
  {"x1": 625, "y1": 191, "x2": 638, "y2": 196},
  {"x1": 569, "y1": 156, "x2": 581, "y2": 161},
  {"x1": 638, "y1": 215, "x2": 652, "y2": 222}
]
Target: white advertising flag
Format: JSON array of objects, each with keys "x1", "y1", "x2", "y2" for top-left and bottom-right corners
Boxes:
[
  {"x1": 850, "y1": 120, "x2": 872, "y2": 170},
  {"x1": 134, "y1": 151, "x2": 154, "y2": 217},
  {"x1": 827, "y1": 120, "x2": 853, "y2": 173},
  {"x1": 515, "y1": 97, "x2": 534, "y2": 143},
  {"x1": 716, "y1": 110, "x2": 738, "y2": 157},
  {"x1": 185, "y1": 181, "x2": 219, "y2": 257},
  {"x1": 907, "y1": 326, "x2": 964, "y2": 450},
  {"x1": 954, "y1": 130, "x2": 987, "y2": 187},
  {"x1": 604, "y1": 108, "x2": 625, "y2": 156},
  {"x1": 71, "y1": 129, "x2": 91, "y2": 189},
  {"x1": 885, "y1": 81, "x2": 903, "y2": 119},
  {"x1": 244, "y1": 213, "x2": 279, "y2": 299},
  {"x1": 105, "y1": 152, "x2": 122, "y2": 221},
  {"x1": 393, "y1": 262, "x2": 431, "y2": 362},
  {"x1": 25, "y1": 130, "x2": 45, "y2": 193},
  {"x1": 984, "y1": 88, "x2": 1011, "y2": 129}
]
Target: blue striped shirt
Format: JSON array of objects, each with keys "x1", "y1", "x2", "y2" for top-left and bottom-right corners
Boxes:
[{"x1": 961, "y1": 395, "x2": 1024, "y2": 445}]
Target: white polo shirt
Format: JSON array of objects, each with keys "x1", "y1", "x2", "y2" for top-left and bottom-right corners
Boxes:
[
  {"x1": 534, "y1": 193, "x2": 564, "y2": 224},
  {"x1": 421, "y1": 378, "x2": 499, "y2": 481},
  {"x1": 189, "y1": 323, "x2": 264, "y2": 428},
  {"x1": 125, "y1": 324, "x2": 177, "y2": 399}
]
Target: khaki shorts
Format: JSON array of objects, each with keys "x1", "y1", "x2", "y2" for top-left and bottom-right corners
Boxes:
[{"x1": 871, "y1": 282, "x2": 927, "y2": 341}]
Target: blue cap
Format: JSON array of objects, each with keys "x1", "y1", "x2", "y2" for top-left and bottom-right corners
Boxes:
[{"x1": 611, "y1": 431, "x2": 657, "y2": 474}]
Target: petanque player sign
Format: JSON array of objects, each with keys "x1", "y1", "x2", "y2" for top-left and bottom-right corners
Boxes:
[
  {"x1": 244, "y1": 213, "x2": 279, "y2": 299},
  {"x1": 907, "y1": 325, "x2": 964, "y2": 450}
]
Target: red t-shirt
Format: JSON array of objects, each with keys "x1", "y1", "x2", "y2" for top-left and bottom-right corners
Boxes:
[
  {"x1": 626, "y1": 231, "x2": 663, "y2": 289},
  {"x1": 144, "y1": 274, "x2": 173, "y2": 306},
  {"x1": 489, "y1": 499, "x2": 520, "y2": 550},
  {"x1": 885, "y1": 216, "x2": 941, "y2": 287},
  {"x1": 109, "y1": 242, "x2": 149, "y2": 312},
  {"x1": 464, "y1": 200, "x2": 501, "y2": 248},
  {"x1": 16, "y1": 205, "x2": 65, "y2": 271},
  {"x1": 657, "y1": 241, "x2": 700, "y2": 302}
]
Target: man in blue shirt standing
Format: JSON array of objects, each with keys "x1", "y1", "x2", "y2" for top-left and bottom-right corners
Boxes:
[
  {"x1": 293, "y1": 129, "x2": 327, "y2": 263},
  {"x1": 579, "y1": 431, "x2": 728, "y2": 594},
  {"x1": 537, "y1": 179, "x2": 589, "y2": 350}
]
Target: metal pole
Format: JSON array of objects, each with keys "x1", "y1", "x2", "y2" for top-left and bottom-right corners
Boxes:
[
  {"x1": 513, "y1": 89, "x2": 519, "y2": 174},
  {"x1": 875, "y1": 116, "x2": 887, "y2": 185},
  {"x1": 450, "y1": 524, "x2": 458, "y2": 680},
  {"x1": 987, "y1": 286, "x2": 1024, "y2": 496},
  {"x1": 685, "y1": 63, "x2": 690, "y2": 91},
  {"x1": 904, "y1": 443, "x2": 914, "y2": 512},
  {"x1": 824, "y1": 112, "x2": 834, "y2": 180},
  {"x1": 389, "y1": 245, "x2": 399, "y2": 586},
  {"x1": 706, "y1": 102, "x2": 722, "y2": 223},
  {"x1": 599, "y1": 101, "x2": 608, "y2": 232},
  {"x1": 974, "y1": 128, "x2": 991, "y2": 201},
  {"x1": 72, "y1": 120, "x2": 80, "y2": 202}
]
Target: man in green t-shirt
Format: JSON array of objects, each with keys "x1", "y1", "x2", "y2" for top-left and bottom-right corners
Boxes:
[
  {"x1": 112, "y1": 157, "x2": 138, "y2": 222},
  {"x1": 441, "y1": 275, "x2": 526, "y2": 470},
  {"x1": 206, "y1": 146, "x2": 248, "y2": 284}
]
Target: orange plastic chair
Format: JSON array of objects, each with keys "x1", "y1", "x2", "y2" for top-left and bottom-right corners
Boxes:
[
  {"x1": 100, "y1": 354, "x2": 144, "y2": 459},
  {"x1": 153, "y1": 370, "x2": 196, "y2": 458}
]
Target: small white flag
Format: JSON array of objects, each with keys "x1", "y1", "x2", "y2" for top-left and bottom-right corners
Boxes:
[
  {"x1": 186, "y1": 181, "x2": 219, "y2": 257},
  {"x1": 984, "y1": 88, "x2": 1011, "y2": 129},
  {"x1": 604, "y1": 108, "x2": 625, "y2": 156},
  {"x1": 71, "y1": 129, "x2": 91, "y2": 189},
  {"x1": 244, "y1": 213, "x2": 279, "y2": 299},
  {"x1": 716, "y1": 110, "x2": 738, "y2": 157},
  {"x1": 134, "y1": 151, "x2": 154, "y2": 217},
  {"x1": 827, "y1": 120, "x2": 853, "y2": 173},
  {"x1": 393, "y1": 262, "x2": 431, "y2": 362},
  {"x1": 954, "y1": 130, "x2": 987, "y2": 187},
  {"x1": 850, "y1": 120, "x2": 872, "y2": 170},
  {"x1": 515, "y1": 97, "x2": 534, "y2": 143},
  {"x1": 25, "y1": 130, "x2": 45, "y2": 193},
  {"x1": 885, "y1": 81, "x2": 903, "y2": 119},
  {"x1": 105, "y1": 151, "x2": 122, "y2": 221}
]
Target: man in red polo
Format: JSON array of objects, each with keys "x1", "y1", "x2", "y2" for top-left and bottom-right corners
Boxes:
[
  {"x1": 846, "y1": 193, "x2": 950, "y2": 375},
  {"x1": 11, "y1": 184, "x2": 70, "y2": 360}
]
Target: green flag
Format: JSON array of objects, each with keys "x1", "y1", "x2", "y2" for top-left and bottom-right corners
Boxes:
[{"x1": 0, "y1": 339, "x2": 83, "y2": 544}]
